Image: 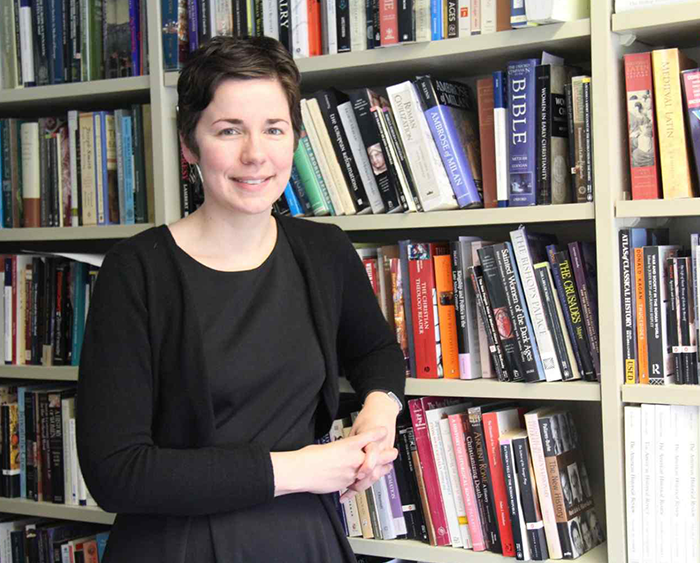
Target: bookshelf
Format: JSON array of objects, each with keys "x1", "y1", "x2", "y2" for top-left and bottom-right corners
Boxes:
[{"x1": 8, "y1": 0, "x2": 696, "y2": 562}]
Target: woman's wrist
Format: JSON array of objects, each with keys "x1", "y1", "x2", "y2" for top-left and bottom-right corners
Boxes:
[
  {"x1": 363, "y1": 391, "x2": 401, "y2": 417},
  {"x1": 270, "y1": 450, "x2": 305, "y2": 497}
]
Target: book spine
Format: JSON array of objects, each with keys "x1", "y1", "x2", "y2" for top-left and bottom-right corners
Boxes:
[
  {"x1": 414, "y1": 77, "x2": 482, "y2": 208},
  {"x1": 507, "y1": 58, "x2": 539, "y2": 206},
  {"x1": 397, "y1": 0, "x2": 414, "y2": 41},
  {"x1": 445, "y1": 0, "x2": 457, "y2": 37},
  {"x1": 434, "y1": 254, "x2": 459, "y2": 378},
  {"x1": 495, "y1": 242, "x2": 544, "y2": 382},
  {"x1": 683, "y1": 69, "x2": 700, "y2": 192},
  {"x1": 653, "y1": 49, "x2": 694, "y2": 199},
  {"x1": 396, "y1": 426, "x2": 428, "y2": 541},
  {"x1": 624, "y1": 53, "x2": 662, "y2": 200},
  {"x1": 408, "y1": 398, "x2": 450, "y2": 546},
  {"x1": 536, "y1": 64, "x2": 551, "y2": 205},
  {"x1": 582, "y1": 77, "x2": 594, "y2": 202},
  {"x1": 619, "y1": 229, "x2": 638, "y2": 383},
  {"x1": 678, "y1": 258, "x2": 698, "y2": 383},
  {"x1": 635, "y1": 247, "x2": 650, "y2": 384},
  {"x1": 336, "y1": 0, "x2": 351, "y2": 51},
  {"x1": 346, "y1": 0, "x2": 361, "y2": 53},
  {"x1": 533, "y1": 262, "x2": 575, "y2": 381},
  {"x1": 625, "y1": 405, "x2": 643, "y2": 563},
  {"x1": 380, "y1": 0, "x2": 399, "y2": 44},
  {"x1": 568, "y1": 241, "x2": 600, "y2": 379},
  {"x1": 383, "y1": 104, "x2": 422, "y2": 211},
  {"x1": 293, "y1": 136, "x2": 331, "y2": 216},
  {"x1": 450, "y1": 243, "x2": 470, "y2": 379},
  {"x1": 493, "y1": 71, "x2": 511, "y2": 204},
  {"x1": 500, "y1": 438, "x2": 526, "y2": 559},
  {"x1": 511, "y1": 229, "x2": 563, "y2": 381},
  {"x1": 477, "y1": 77, "x2": 498, "y2": 209}
]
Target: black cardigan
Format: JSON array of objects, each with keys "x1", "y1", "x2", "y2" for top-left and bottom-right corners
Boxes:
[{"x1": 76, "y1": 215, "x2": 406, "y2": 562}]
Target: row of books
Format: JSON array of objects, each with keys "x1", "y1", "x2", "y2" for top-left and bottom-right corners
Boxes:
[
  {"x1": 0, "y1": 255, "x2": 98, "y2": 368},
  {"x1": 0, "y1": 106, "x2": 153, "y2": 229},
  {"x1": 269, "y1": 68, "x2": 592, "y2": 222},
  {"x1": 333, "y1": 400, "x2": 604, "y2": 559},
  {"x1": 618, "y1": 227, "x2": 700, "y2": 385},
  {"x1": 0, "y1": 516, "x2": 109, "y2": 563},
  {"x1": 624, "y1": 48, "x2": 700, "y2": 201},
  {"x1": 162, "y1": 0, "x2": 588, "y2": 68},
  {"x1": 0, "y1": 0, "x2": 149, "y2": 89},
  {"x1": 355, "y1": 227, "x2": 600, "y2": 383},
  {"x1": 0, "y1": 383, "x2": 97, "y2": 511},
  {"x1": 625, "y1": 404, "x2": 700, "y2": 563}
]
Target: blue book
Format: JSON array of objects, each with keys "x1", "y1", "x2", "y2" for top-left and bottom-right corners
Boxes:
[
  {"x1": 187, "y1": 0, "x2": 199, "y2": 53},
  {"x1": 510, "y1": 0, "x2": 528, "y2": 27},
  {"x1": 50, "y1": 0, "x2": 64, "y2": 83},
  {"x1": 283, "y1": 183, "x2": 304, "y2": 216},
  {"x1": 122, "y1": 114, "x2": 136, "y2": 225},
  {"x1": 96, "y1": 531, "x2": 111, "y2": 561},
  {"x1": 414, "y1": 76, "x2": 482, "y2": 208},
  {"x1": 507, "y1": 58, "x2": 540, "y2": 207},
  {"x1": 431, "y1": 0, "x2": 442, "y2": 40},
  {"x1": 130, "y1": 0, "x2": 141, "y2": 75},
  {"x1": 71, "y1": 262, "x2": 87, "y2": 366},
  {"x1": 493, "y1": 70, "x2": 509, "y2": 208},
  {"x1": 161, "y1": 0, "x2": 178, "y2": 70}
]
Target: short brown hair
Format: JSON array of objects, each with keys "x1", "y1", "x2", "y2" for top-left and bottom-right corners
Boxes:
[{"x1": 177, "y1": 36, "x2": 302, "y2": 158}]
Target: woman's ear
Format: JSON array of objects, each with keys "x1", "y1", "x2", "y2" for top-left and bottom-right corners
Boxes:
[{"x1": 180, "y1": 135, "x2": 198, "y2": 165}]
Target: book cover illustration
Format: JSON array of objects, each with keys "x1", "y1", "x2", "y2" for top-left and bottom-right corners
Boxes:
[{"x1": 626, "y1": 89, "x2": 656, "y2": 171}]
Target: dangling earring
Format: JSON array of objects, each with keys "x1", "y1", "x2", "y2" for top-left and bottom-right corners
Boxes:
[{"x1": 194, "y1": 163, "x2": 204, "y2": 184}]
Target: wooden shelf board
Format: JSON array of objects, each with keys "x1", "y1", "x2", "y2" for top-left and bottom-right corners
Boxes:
[
  {"x1": 0, "y1": 224, "x2": 154, "y2": 242},
  {"x1": 616, "y1": 198, "x2": 700, "y2": 219},
  {"x1": 349, "y1": 538, "x2": 607, "y2": 563},
  {"x1": 0, "y1": 499, "x2": 115, "y2": 525},
  {"x1": 340, "y1": 378, "x2": 601, "y2": 402},
  {"x1": 307, "y1": 203, "x2": 594, "y2": 231},
  {"x1": 0, "y1": 366, "x2": 78, "y2": 381},
  {"x1": 622, "y1": 384, "x2": 700, "y2": 406},
  {"x1": 612, "y1": 4, "x2": 700, "y2": 47},
  {"x1": 0, "y1": 77, "x2": 150, "y2": 115},
  {"x1": 165, "y1": 20, "x2": 590, "y2": 91}
]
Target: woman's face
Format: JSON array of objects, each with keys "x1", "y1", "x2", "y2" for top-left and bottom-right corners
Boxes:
[{"x1": 182, "y1": 78, "x2": 295, "y2": 218}]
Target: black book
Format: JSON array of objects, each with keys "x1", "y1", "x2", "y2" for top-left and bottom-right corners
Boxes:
[
  {"x1": 533, "y1": 262, "x2": 575, "y2": 381},
  {"x1": 564, "y1": 83, "x2": 576, "y2": 185},
  {"x1": 397, "y1": 0, "x2": 414, "y2": 41},
  {"x1": 50, "y1": 135, "x2": 60, "y2": 227},
  {"x1": 130, "y1": 104, "x2": 148, "y2": 224},
  {"x1": 582, "y1": 78, "x2": 594, "y2": 202},
  {"x1": 336, "y1": 0, "x2": 351, "y2": 52},
  {"x1": 500, "y1": 436, "x2": 526, "y2": 560},
  {"x1": 677, "y1": 257, "x2": 698, "y2": 384},
  {"x1": 536, "y1": 65, "x2": 552, "y2": 205},
  {"x1": 233, "y1": 0, "x2": 248, "y2": 37},
  {"x1": 511, "y1": 431, "x2": 549, "y2": 560},
  {"x1": 446, "y1": 0, "x2": 457, "y2": 38},
  {"x1": 395, "y1": 425, "x2": 429, "y2": 541},
  {"x1": 10, "y1": 529, "x2": 25, "y2": 563},
  {"x1": 25, "y1": 390, "x2": 37, "y2": 500},
  {"x1": 398, "y1": 241, "x2": 417, "y2": 378},
  {"x1": 278, "y1": 0, "x2": 292, "y2": 53},
  {"x1": 365, "y1": 0, "x2": 375, "y2": 49},
  {"x1": 273, "y1": 194, "x2": 291, "y2": 216},
  {"x1": 667, "y1": 258, "x2": 684, "y2": 383},
  {"x1": 62, "y1": 0, "x2": 71, "y2": 81},
  {"x1": 547, "y1": 247, "x2": 596, "y2": 381},
  {"x1": 31, "y1": 257, "x2": 45, "y2": 365},
  {"x1": 450, "y1": 242, "x2": 469, "y2": 375},
  {"x1": 469, "y1": 264, "x2": 509, "y2": 381},
  {"x1": 48, "y1": 389, "x2": 73, "y2": 503},
  {"x1": 477, "y1": 245, "x2": 524, "y2": 382},
  {"x1": 568, "y1": 241, "x2": 600, "y2": 379},
  {"x1": 43, "y1": 259, "x2": 56, "y2": 366},
  {"x1": 198, "y1": 0, "x2": 211, "y2": 44},
  {"x1": 33, "y1": 0, "x2": 50, "y2": 85}
]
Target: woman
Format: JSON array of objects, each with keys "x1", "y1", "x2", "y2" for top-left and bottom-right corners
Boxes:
[{"x1": 77, "y1": 36, "x2": 406, "y2": 562}]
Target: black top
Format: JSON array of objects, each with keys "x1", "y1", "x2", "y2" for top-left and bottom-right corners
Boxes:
[
  {"x1": 173, "y1": 225, "x2": 352, "y2": 561},
  {"x1": 76, "y1": 216, "x2": 405, "y2": 563}
]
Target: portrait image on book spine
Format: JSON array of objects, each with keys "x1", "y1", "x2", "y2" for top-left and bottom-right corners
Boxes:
[{"x1": 627, "y1": 90, "x2": 655, "y2": 169}]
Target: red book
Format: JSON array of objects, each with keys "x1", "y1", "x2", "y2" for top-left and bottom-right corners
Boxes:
[
  {"x1": 482, "y1": 407, "x2": 523, "y2": 558},
  {"x1": 477, "y1": 78, "x2": 498, "y2": 208},
  {"x1": 409, "y1": 396, "x2": 459, "y2": 546},
  {"x1": 379, "y1": 0, "x2": 399, "y2": 46},
  {"x1": 623, "y1": 52, "x2": 661, "y2": 200},
  {"x1": 307, "y1": 0, "x2": 322, "y2": 56},
  {"x1": 408, "y1": 242, "x2": 448, "y2": 378}
]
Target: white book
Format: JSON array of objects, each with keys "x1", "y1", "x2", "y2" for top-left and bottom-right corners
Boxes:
[
  {"x1": 425, "y1": 401, "x2": 471, "y2": 548},
  {"x1": 524, "y1": 0, "x2": 588, "y2": 22},
  {"x1": 458, "y1": 0, "x2": 472, "y2": 35},
  {"x1": 372, "y1": 476, "x2": 398, "y2": 539},
  {"x1": 385, "y1": 466, "x2": 408, "y2": 535},
  {"x1": 348, "y1": 0, "x2": 365, "y2": 52},
  {"x1": 305, "y1": 98, "x2": 356, "y2": 215},
  {"x1": 337, "y1": 101, "x2": 385, "y2": 214},
  {"x1": 455, "y1": 237, "x2": 484, "y2": 380},
  {"x1": 69, "y1": 417, "x2": 79, "y2": 505},
  {"x1": 671, "y1": 406, "x2": 687, "y2": 563},
  {"x1": 692, "y1": 234, "x2": 700, "y2": 377},
  {"x1": 471, "y1": 0, "x2": 481, "y2": 33},
  {"x1": 439, "y1": 417, "x2": 472, "y2": 548},
  {"x1": 213, "y1": 0, "x2": 233, "y2": 35},
  {"x1": 510, "y1": 227, "x2": 562, "y2": 382},
  {"x1": 481, "y1": 0, "x2": 497, "y2": 33},
  {"x1": 615, "y1": 0, "x2": 692, "y2": 12},
  {"x1": 641, "y1": 403, "x2": 656, "y2": 563},
  {"x1": 524, "y1": 407, "x2": 562, "y2": 559},
  {"x1": 329, "y1": 420, "x2": 362, "y2": 536},
  {"x1": 625, "y1": 406, "x2": 642, "y2": 563},
  {"x1": 493, "y1": 102, "x2": 509, "y2": 207},
  {"x1": 687, "y1": 406, "x2": 700, "y2": 563},
  {"x1": 0, "y1": 518, "x2": 38, "y2": 561},
  {"x1": 291, "y1": 0, "x2": 311, "y2": 58},
  {"x1": 414, "y1": 0, "x2": 431, "y2": 42},
  {"x1": 18, "y1": 4, "x2": 34, "y2": 85},
  {"x1": 502, "y1": 436, "x2": 531, "y2": 561},
  {"x1": 471, "y1": 241, "x2": 498, "y2": 378},
  {"x1": 263, "y1": 0, "x2": 280, "y2": 38},
  {"x1": 385, "y1": 81, "x2": 459, "y2": 212},
  {"x1": 20, "y1": 122, "x2": 40, "y2": 222},
  {"x1": 62, "y1": 395, "x2": 76, "y2": 507}
]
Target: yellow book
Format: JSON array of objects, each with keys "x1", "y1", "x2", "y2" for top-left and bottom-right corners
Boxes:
[{"x1": 652, "y1": 48, "x2": 697, "y2": 199}]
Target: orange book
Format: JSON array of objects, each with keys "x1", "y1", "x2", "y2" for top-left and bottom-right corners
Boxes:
[
  {"x1": 433, "y1": 254, "x2": 460, "y2": 378},
  {"x1": 635, "y1": 248, "x2": 650, "y2": 384},
  {"x1": 307, "y1": 0, "x2": 322, "y2": 56}
]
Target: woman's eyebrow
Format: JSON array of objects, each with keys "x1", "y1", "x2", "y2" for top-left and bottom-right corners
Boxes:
[{"x1": 213, "y1": 118, "x2": 290, "y2": 125}]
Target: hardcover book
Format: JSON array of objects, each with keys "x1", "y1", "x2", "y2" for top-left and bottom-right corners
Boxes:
[{"x1": 681, "y1": 68, "x2": 700, "y2": 192}]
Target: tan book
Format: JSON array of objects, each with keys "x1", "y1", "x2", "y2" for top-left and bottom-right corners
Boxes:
[
  {"x1": 20, "y1": 122, "x2": 40, "y2": 228},
  {"x1": 306, "y1": 98, "x2": 356, "y2": 215},
  {"x1": 78, "y1": 113, "x2": 97, "y2": 226},
  {"x1": 652, "y1": 48, "x2": 697, "y2": 199}
]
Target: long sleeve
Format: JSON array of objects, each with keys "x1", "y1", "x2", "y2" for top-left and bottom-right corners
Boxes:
[
  {"x1": 333, "y1": 228, "x2": 406, "y2": 406},
  {"x1": 76, "y1": 248, "x2": 275, "y2": 517}
]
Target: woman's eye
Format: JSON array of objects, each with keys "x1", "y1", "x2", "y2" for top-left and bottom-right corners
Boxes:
[
  {"x1": 220, "y1": 128, "x2": 239, "y2": 136},
  {"x1": 268, "y1": 127, "x2": 283, "y2": 135}
]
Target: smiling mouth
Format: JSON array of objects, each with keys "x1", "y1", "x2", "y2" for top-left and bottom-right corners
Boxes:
[{"x1": 232, "y1": 177, "x2": 272, "y2": 185}]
